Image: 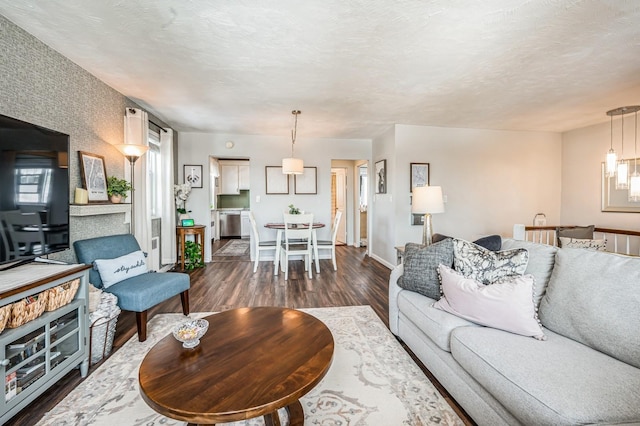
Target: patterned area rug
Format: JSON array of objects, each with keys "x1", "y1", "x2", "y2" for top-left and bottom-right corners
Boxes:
[
  {"x1": 213, "y1": 239, "x2": 250, "y2": 256},
  {"x1": 38, "y1": 306, "x2": 463, "y2": 425}
]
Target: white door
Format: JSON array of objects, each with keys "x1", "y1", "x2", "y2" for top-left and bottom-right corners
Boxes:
[{"x1": 332, "y1": 168, "x2": 347, "y2": 244}]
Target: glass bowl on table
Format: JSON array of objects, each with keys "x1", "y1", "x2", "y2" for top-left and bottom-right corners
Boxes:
[{"x1": 172, "y1": 319, "x2": 209, "y2": 348}]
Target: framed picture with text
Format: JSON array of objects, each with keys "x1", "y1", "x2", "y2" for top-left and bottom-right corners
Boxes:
[
  {"x1": 410, "y1": 163, "x2": 430, "y2": 192},
  {"x1": 78, "y1": 151, "x2": 109, "y2": 202}
]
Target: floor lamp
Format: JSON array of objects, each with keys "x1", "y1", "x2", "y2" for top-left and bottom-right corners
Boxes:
[
  {"x1": 114, "y1": 144, "x2": 149, "y2": 235},
  {"x1": 411, "y1": 186, "x2": 445, "y2": 245}
]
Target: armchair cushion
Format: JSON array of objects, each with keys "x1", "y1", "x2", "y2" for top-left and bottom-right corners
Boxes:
[
  {"x1": 106, "y1": 271, "x2": 189, "y2": 312},
  {"x1": 94, "y1": 250, "x2": 148, "y2": 288}
]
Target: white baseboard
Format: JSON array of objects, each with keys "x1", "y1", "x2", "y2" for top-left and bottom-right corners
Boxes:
[{"x1": 370, "y1": 253, "x2": 395, "y2": 270}]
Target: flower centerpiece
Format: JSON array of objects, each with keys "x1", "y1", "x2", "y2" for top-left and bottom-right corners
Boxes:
[{"x1": 174, "y1": 183, "x2": 192, "y2": 219}]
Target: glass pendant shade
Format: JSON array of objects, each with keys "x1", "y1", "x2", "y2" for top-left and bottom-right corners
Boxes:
[
  {"x1": 629, "y1": 172, "x2": 640, "y2": 202},
  {"x1": 282, "y1": 157, "x2": 304, "y2": 174},
  {"x1": 615, "y1": 159, "x2": 629, "y2": 189},
  {"x1": 606, "y1": 149, "x2": 617, "y2": 177}
]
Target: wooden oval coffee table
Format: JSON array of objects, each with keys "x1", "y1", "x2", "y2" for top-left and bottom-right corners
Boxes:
[{"x1": 139, "y1": 307, "x2": 334, "y2": 425}]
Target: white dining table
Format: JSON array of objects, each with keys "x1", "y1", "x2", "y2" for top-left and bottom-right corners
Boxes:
[{"x1": 264, "y1": 222, "x2": 326, "y2": 275}]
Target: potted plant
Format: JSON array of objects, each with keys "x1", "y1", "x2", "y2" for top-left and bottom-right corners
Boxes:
[
  {"x1": 288, "y1": 204, "x2": 301, "y2": 214},
  {"x1": 183, "y1": 240, "x2": 204, "y2": 270},
  {"x1": 107, "y1": 176, "x2": 132, "y2": 203}
]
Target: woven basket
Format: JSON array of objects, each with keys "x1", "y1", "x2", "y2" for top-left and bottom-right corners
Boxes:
[
  {"x1": 7, "y1": 292, "x2": 48, "y2": 329},
  {"x1": 45, "y1": 278, "x2": 80, "y2": 312},
  {"x1": 0, "y1": 304, "x2": 11, "y2": 334}
]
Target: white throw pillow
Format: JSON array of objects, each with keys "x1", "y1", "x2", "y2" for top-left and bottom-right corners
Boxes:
[
  {"x1": 434, "y1": 264, "x2": 545, "y2": 340},
  {"x1": 558, "y1": 237, "x2": 607, "y2": 251},
  {"x1": 94, "y1": 250, "x2": 148, "y2": 288}
]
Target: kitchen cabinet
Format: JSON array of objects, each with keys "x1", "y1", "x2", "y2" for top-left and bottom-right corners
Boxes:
[
  {"x1": 241, "y1": 211, "x2": 251, "y2": 238},
  {"x1": 219, "y1": 161, "x2": 250, "y2": 194},
  {"x1": 0, "y1": 263, "x2": 90, "y2": 424}
]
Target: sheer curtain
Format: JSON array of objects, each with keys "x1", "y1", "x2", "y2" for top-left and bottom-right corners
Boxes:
[
  {"x1": 160, "y1": 128, "x2": 176, "y2": 264},
  {"x1": 124, "y1": 108, "x2": 151, "y2": 255}
]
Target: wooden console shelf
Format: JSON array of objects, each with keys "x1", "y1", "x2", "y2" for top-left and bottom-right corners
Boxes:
[{"x1": 0, "y1": 263, "x2": 90, "y2": 424}]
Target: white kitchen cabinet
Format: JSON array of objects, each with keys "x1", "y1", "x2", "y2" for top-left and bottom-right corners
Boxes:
[
  {"x1": 219, "y1": 161, "x2": 250, "y2": 194},
  {"x1": 240, "y1": 211, "x2": 251, "y2": 238}
]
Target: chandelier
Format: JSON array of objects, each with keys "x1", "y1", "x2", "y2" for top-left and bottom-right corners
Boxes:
[
  {"x1": 604, "y1": 106, "x2": 640, "y2": 202},
  {"x1": 282, "y1": 110, "x2": 304, "y2": 175}
]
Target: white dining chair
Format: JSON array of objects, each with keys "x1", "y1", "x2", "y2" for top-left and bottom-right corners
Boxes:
[
  {"x1": 314, "y1": 210, "x2": 342, "y2": 271},
  {"x1": 248, "y1": 212, "x2": 278, "y2": 273},
  {"x1": 280, "y1": 213, "x2": 314, "y2": 280}
]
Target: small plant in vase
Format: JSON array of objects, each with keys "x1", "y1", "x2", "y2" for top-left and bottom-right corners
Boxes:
[
  {"x1": 107, "y1": 176, "x2": 132, "y2": 204},
  {"x1": 288, "y1": 204, "x2": 301, "y2": 214}
]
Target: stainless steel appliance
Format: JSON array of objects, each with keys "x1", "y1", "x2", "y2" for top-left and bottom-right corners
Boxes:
[{"x1": 219, "y1": 211, "x2": 241, "y2": 238}]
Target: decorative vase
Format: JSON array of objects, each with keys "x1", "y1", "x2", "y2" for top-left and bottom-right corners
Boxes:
[
  {"x1": 110, "y1": 194, "x2": 122, "y2": 204},
  {"x1": 179, "y1": 213, "x2": 191, "y2": 221}
]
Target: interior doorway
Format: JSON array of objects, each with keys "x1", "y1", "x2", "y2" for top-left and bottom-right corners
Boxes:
[{"x1": 331, "y1": 167, "x2": 347, "y2": 245}]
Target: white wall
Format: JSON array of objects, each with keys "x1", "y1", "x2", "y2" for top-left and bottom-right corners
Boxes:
[
  {"x1": 562, "y1": 120, "x2": 640, "y2": 229},
  {"x1": 371, "y1": 124, "x2": 563, "y2": 267},
  {"x1": 371, "y1": 126, "x2": 397, "y2": 267},
  {"x1": 178, "y1": 132, "x2": 371, "y2": 261}
]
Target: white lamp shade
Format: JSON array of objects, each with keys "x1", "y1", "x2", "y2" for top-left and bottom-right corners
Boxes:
[
  {"x1": 606, "y1": 149, "x2": 617, "y2": 177},
  {"x1": 629, "y1": 172, "x2": 640, "y2": 201},
  {"x1": 412, "y1": 186, "x2": 445, "y2": 214},
  {"x1": 115, "y1": 143, "x2": 149, "y2": 158},
  {"x1": 282, "y1": 157, "x2": 304, "y2": 174}
]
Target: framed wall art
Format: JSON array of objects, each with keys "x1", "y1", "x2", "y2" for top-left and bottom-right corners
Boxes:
[
  {"x1": 294, "y1": 167, "x2": 317, "y2": 194},
  {"x1": 601, "y1": 161, "x2": 640, "y2": 212},
  {"x1": 410, "y1": 162, "x2": 430, "y2": 192},
  {"x1": 78, "y1": 151, "x2": 108, "y2": 202},
  {"x1": 265, "y1": 166, "x2": 290, "y2": 194},
  {"x1": 375, "y1": 159, "x2": 387, "y2": 194},
  {"x1": 184, "y1": 164, "x2": 203, "y2": 188}
]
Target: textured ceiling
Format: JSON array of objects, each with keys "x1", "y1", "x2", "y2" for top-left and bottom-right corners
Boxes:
[{"x1": 2, "y1": 0, "x2": 640, "y2": 139}]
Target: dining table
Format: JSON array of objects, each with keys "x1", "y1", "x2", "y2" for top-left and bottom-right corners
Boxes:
[{"x1": 265, "y1": 222, "x2": 326, "y2": 275}]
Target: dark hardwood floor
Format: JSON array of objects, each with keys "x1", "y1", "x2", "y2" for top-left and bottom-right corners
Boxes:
[{"x1": 8, "y1": 240, "x2": 473, "y2": 425}]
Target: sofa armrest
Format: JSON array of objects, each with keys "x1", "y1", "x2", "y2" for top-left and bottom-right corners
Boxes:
[{"x1": 388, "y1": 264, "x2": 404, "y2": 336}]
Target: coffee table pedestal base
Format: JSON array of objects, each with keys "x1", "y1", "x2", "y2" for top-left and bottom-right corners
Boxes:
[{"x1": 186, "y1": 400, "x2": 304, "y2": 426}]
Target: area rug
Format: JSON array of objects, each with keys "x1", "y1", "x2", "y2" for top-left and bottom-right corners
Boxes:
[
  {"x1": 213, "y1": 239, "x2": 250, "y2": 256},
  {"x1": 38, "y1": 306, "x2": 463, "y2": 426}
]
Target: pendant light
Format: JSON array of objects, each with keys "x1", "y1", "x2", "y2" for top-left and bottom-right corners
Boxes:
[
  {"x1": 282, "y1": 110, "x2": 304, "y2": 175},
  {"x1": 605, "y1": 113, "x2": 617, "y2": 178},
  {"x1": 629, "y1": 111, "x2": 640, "y2": 202},
  {"x1": 616, "y1": 109, "x2": 629, "y2": 189}
]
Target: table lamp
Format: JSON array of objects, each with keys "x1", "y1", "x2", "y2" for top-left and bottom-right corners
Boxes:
[{"x1": 412, "y1": 185, "x2": 445, "y2": 245}]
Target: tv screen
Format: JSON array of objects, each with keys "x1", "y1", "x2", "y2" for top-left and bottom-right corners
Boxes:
[{"x1": 0, "y1": 114, "x2": 70, "y2": 268}]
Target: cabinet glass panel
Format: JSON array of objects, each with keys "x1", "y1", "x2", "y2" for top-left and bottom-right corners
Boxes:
[
  {"x1": 5, "y1": 326, "x2": 46, "y2": 370},
  {"x1": 50, "y1": 310, "x2": 79, "y2": 370}
]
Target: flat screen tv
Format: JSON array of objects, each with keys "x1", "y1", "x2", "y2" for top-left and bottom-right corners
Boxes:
[{"x1": 0, "y1": 114, "x2": 70, "y2": 269}]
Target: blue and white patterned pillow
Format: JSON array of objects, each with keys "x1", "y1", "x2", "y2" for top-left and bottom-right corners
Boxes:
[{"x1": 453, "y1": 238, "x2": 529, "y2": 285}]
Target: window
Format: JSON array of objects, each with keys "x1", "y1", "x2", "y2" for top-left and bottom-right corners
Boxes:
[
  {"x1": 16, "y1": 168, "x2": 52, "y2": 204},
  {"x1": 148, "y1": 129, "x2": 161, "y2": 217}
]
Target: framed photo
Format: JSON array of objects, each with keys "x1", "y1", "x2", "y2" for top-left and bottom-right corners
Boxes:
[
  {"x1": 375, "y1": 159, "x2": 387, "y2": 194},
  {"x1": 294, "y1": 167, "x2": 317, "y2": 194},
  {"x1": 78, "y1": 151, "x2": 108, "y2": 203},
  {"x1": 410, "y1": 163, "x2": 430, "y2": 192},
  {"x1": 265, "y1": 166, "x2": 289, "y2": 194},
  {"x1": 184, "y1": 165, "x2": 203, "y2": 188}
]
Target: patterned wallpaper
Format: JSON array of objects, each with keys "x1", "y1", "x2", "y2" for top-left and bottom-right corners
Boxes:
[{"x1": 0, "y1": 15, "x2": 137, "y2": 262}]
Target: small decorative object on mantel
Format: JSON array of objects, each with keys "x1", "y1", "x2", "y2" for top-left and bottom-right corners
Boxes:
[{"x1": 106, "y1": 176, "x2": 132, "y2": 204}]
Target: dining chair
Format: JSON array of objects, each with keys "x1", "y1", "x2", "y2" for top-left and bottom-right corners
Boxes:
[
  {"x1": 2, "y1": 210, "x2": 47, "y2": 257},
  {"x1": 249, "y1": 212, "x2": 277, "y2": 273},
  {"x1": 280, "y1": 213, "x2": 314, "y2": 280},
  {"x1": 314, "y1": 210, "x2": 342, "y2": 271}
]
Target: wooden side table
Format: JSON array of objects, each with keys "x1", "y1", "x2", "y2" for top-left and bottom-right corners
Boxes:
[{"x1": 175, "y1": 225, "x2": 205, "y2": 270}]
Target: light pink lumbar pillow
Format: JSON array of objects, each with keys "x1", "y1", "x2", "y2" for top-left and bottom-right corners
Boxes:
[{"x1": 434, "y1": 264, "x2": 545, "y2": 340}]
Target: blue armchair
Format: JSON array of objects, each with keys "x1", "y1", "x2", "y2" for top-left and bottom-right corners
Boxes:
[{"x1": 74, "y1": 234, "x2": 190, "y2": 342}]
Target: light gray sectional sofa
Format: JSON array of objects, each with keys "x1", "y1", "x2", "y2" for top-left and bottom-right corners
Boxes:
[{"x1": 389, "y1": 238, "x2": 640, "y2": 425}]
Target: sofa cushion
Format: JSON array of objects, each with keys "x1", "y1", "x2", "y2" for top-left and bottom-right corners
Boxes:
[
  {"x1": 105, "y1": 271, "x2": 190, "y2": 312},
  {"x1": 94, "y1": 250, "x2": 148, "y2": 288},
  {"x1": 433, "y1": 233, "x2": 502, "y2": 251},
  {"x1": 397, "y1": 289, "x2": 477, "y2": 352},
  {"x1": 558, "y1": 237, "x2": 606, "y2": 251},
  {"x1": 434, "y1": 265, "x2": 544, "y2": 339},
  {"x1": 451, "y1": 327, "x2": 640, "y2": 425},
  {"x1": 556, "y1": 225, "x2": 594, "y2": 246},
  {"x1": 500, "y1": 239, "x2": 557, "y2": 308},
  {"x1": 453, "y1": 238, "x2": 528, "y2": 285},
  {"x1": 397, "y1": 239, "x2": 453, "y2": 299},
  {"x1": 539, "y1": 248, "x2": 640, "y2": 369}
]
